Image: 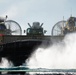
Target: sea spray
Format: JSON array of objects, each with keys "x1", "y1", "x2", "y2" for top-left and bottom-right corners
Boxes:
[
  {"x1": 0, "y1": 58, "x2": 13, "y2": 68},
  {"x1": 26, "y1": 33, "x2": 76, "y2": 69},
  {"x1": 0, "y1": 57, "x2": 13, "y2": 74}
]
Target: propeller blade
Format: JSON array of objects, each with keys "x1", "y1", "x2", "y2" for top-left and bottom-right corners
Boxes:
[
  {"x1": 8, "y1": 24, "x2": 11, "y2": 29},
  {"x1": 11, "y1": 29, "x2": 19, "y2": 33},
  {"x1": 6, "y1": 22, "x2": 11, "y2": 29},
  {"x1": 5, "y1": 20, "x2": 22, "y2": 35}
]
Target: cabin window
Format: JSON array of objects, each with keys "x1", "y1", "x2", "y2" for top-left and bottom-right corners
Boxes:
[{"x1": 27, "y1": 28, "x2": 31, "y2": 33}]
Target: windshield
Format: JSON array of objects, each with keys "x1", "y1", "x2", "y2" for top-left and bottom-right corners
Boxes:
[{"x1": 27, "y1": 28, "x2": 43, "y2": 35}]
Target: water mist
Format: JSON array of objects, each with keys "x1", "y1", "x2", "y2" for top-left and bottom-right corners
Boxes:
[
  {"x1": 0, "y1": 58, "x2": 13, "y2": 74},
  {"x1": 0, "y1": 58, "x2": 13, "y2": 68},
  {"x1": 26, "y1": 33, "x2": 76, "y2": 69}
]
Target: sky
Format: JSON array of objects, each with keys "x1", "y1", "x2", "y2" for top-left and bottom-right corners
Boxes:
[{"x1": 0, "y1": 0, "x2": 76, "y2": 35}]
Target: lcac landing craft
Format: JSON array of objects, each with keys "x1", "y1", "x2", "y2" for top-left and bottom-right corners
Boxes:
[{"x1": 0, "y1": 16, "x2": 76, "y2": 66}]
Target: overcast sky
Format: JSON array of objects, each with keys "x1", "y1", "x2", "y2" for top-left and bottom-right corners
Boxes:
[{"x1": 0, "y1": 0, "x2": 76, "y2": 35}]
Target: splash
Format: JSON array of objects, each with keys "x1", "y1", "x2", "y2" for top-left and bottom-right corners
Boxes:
[
  {"x1": 0, "y1": 58, "x2": 13, "y2": 74},
  {"x1": 0, "y1": 58, "x2": 13, "y2": 68},
  {"x1": 27, "y1": 33, "x2": 76, "y2": 69}
]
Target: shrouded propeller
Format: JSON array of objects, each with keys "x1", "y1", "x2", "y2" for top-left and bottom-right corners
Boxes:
[
  {"x1": 5, "y1": 20, "x2": 22, "y2": 35},
  {"x1": 51, "y1": 21, "x2": 66, "y2": 36}
]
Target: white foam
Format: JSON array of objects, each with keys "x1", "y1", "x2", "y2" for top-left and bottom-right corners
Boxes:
[
  {"x1": 27, "y1": 33, "x2": 76, "y2": 69},
  {"x1": 0, "y1": 58, "x2": 13, "y2": 68}
]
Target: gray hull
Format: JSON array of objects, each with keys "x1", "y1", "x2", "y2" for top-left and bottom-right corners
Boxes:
[{"x1": 0, "y1": 35, "x2": 64, "y2": 66}]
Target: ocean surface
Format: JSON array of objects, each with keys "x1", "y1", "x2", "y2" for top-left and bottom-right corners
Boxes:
[{"x1": 0, "y1": 66, "x2": 76, "y2": 75}]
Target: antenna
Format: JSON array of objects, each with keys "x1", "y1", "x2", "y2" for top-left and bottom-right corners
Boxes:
[
  {"x1": 71, "y1": 8, "x2": 72, "y2": 17},
  {"x1": 63, "y1": 16, "x2": 64, "y2": 27},
  {"x1": 5, "y1": 15, "x2": 8, "y2": 20},
  {"x1": 63, "y1": 16, "x2": 64, "y2": 20}
]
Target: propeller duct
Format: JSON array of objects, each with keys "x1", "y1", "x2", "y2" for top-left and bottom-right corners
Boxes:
[
  {"x1": 5, "y1": 20, "x2": 22, "y2": 35},
  {"x1": 51, "y1": 21, "x2": 66, "y2": 36}
]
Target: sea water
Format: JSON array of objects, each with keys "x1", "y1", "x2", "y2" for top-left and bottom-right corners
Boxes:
[
  {"x1": 26, "y1": 33, "x2": 76, "y2": 74},
  {"x1": 1, "y1": 33, "x2": 76, "y2": 75}
]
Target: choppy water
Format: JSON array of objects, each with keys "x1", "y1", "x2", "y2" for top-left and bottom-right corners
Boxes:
[{"x1": 1, "y1": 67, "x2": 76, "y2": 75}]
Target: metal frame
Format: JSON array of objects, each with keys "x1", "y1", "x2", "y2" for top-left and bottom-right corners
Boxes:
[
  {"x1": 5, "y1": 20, "x2": 22, "y2": 35},
  {"x1": 51, "y1": 20, "x2": 66, "y2": 36}
]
